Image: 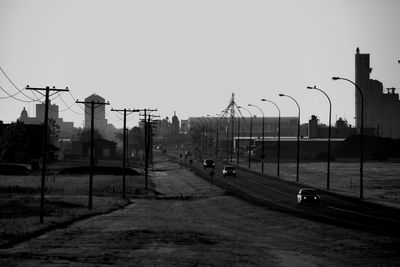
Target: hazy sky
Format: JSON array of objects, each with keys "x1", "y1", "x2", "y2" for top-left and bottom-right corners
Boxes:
[{"x1": 1, "y1": 0, "x2": 399, "y2": 129}]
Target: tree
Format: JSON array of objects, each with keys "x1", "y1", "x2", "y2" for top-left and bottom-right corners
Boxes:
[
  {"x1": 0, "y1": 121, "x2": 29, "y2": 163},
  {"x1": 48, "y1": 118, "x2": 60, "y2": 147},
  {"x1": 128, "y1": 127, "x2": 144, "y2": 155}
]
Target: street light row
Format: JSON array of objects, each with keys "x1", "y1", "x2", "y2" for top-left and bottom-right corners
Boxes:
[{"x1": 198, "y1": 76, "x2": 365, "y2": 199}]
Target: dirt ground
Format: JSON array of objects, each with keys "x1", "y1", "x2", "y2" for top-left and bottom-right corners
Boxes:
[{"x1": 1, "y1": 160, "x2": 400, "y2": 266}]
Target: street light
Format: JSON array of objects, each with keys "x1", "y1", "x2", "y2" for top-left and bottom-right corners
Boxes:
[
  {"x1": 238, "y1": 106, "x2": 253, "y2": 169},
  {"x1": 204, "y1": 116, "x2": 213, "y2": 158},
  {"x1": 332, "y1": 76, "x2": 364, "y2": 199},
  {"x1": 198, "y1": 119, "x2": 208, "y2": 157},
  {"x1": 261, "y1": 98, "x2": 281, "y2": 176},
  {"x1": 248, "y1": 104, "x2": 265, "y2": 173},
  {"x1": 307, "y1": 85, "x2": 332, "y2": 190},
  {"x1": 236, "y1": 113, "x2": 241, "y2": 165},
  {"x1": 279, "y1": 93, "x2": 301, "y2": 182},
  {"x1": 212, "y1": 114, "x2": 220, "y2": 160}
]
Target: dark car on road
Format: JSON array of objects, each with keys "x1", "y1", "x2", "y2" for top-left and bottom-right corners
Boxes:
[
  {"x1": 222, "y1": 166, "x2": 236, "y2": 177},
  {"x1": 297, "y1": 188, "x2": 320, "y2": 205},
  {"x1": 203, "y1": 159, "x2": 215, "y2": 169}
]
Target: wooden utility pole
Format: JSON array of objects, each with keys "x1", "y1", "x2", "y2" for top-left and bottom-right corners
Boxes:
[
  {"x1": 138, "y1": 109, "x2": 157, "y2": 189},
  {"x1": 76, "y1": 99, "x2": 109, "y2": 210},
  {"x1": 25, "y1": 85, "x2": 69, "y2": 224},
  {"x1": 111, "y1": 108, "x2": 139, "y2": 198}
]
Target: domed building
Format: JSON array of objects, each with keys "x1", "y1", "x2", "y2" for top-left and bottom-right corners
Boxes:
[{"x1": 171, "y1": 111, "x2": 180, "y2": 136}]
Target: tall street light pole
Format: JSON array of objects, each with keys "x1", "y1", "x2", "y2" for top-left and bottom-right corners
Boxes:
[
  {"x1": 236, "y1": 114, "x2": 240, "y2": 165},
  {"x1": 279, "y1": 93, "x2": 300, "y2": 182},
  {"x1": 307, "y1": 86, "x2": 332, "y2": 190},
  {"x1": 248, "y1": 104, "x2": 265, "y2": 173},
  {"x1": 333, "y1": 76, "x2": 364, "y2": 199},
  {"x1": 238, "y1": 106, "x2": 253, "y2": 169},
  {"x1": 205, "y1": 116, "x2": 213, "y2": 158},
  {"x1": 225, "y1": 117, "x2": 230, "y2": 161},
  {"x1": 199, "y1": 119, "x2": 208, "y2": 157},
  {"x1": 261, "y1": 99, "x2": 281, "y2": 177},
  {"x1": 211, "y1": 115, "x2": 220, "y2": 160}
]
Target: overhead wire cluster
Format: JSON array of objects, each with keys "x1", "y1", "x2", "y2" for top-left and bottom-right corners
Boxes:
[{"x1": 0, "y1": 66, "x2": 97, "y2": 121}]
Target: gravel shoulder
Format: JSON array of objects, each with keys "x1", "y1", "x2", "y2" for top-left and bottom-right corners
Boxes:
[{"x1": 1, "y1": 159, "x2": 399, "y2": 266}]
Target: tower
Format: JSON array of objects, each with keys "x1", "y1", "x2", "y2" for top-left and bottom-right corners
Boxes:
[
  {"x1": 171, "y1": 111, "x2": 180, "y2": 135},
  {"x1": 84, "y1": 94, "x2": 107, "y2": 131},
  {"x1": 355, "y1": 47, "x2": 370, "y2": 131},
  {"x1": 355, "y1": 47, "x2": 385, "y2": 135}
]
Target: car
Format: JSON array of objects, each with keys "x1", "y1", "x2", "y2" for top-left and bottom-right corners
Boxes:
[
  {"x1": 297, "y1": 188, "x2": 320, "y2": 205},
  {"x1": 203, "y1": 159, "x2": 215, "y2": 169},
  {"x1": 222, "y1": 166, "x2": 236, "y2": 177}
]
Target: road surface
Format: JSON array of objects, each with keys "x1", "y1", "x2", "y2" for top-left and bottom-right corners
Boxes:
[{"x1": 1, "y1": 159, "x2": 399, "y2": 266}]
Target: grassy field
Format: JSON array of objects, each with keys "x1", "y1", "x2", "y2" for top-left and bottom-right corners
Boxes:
[
  {"x1": 0, "y1": 164, "x2": 150, "y2": 248},
  {"x1": 238, "y1": 160, "x2": 400, "y2": 208}
]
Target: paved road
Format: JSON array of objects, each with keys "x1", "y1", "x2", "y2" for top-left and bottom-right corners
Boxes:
[
  {"x1": 192, "y1": 159, "x2": 400, "y2": 237},
  {"x1": 1, "y1": 159, "x2": 400, "y2": 266}
]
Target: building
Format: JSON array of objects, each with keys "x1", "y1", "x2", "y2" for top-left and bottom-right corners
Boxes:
[
  {"x1": 156, "y1": 117, "x2": 171, "y2": 136},
  {"x1": 180, "y1": 119, "x2": 189, "y2": 134},
  {"x1": 188, "y1": 116, "x2": 302, "y2": 138},
  {"x1": 154, "y1": 112, "x2": 181, "y2": 137},
  {"x1": 19, "y1": 102, "x2": 74, "y2": 139},
  {"x1": 83, "y1": 94, "x2": 117, "y2": 141},
  {"x1": 84, "y1": 94, "x2": 107, "y2": 130},
  {"x1": 81, "y1": 138, "x2": 117, "y2": 159},
  {"x1": 308, "y1": 115, "x2": 356, "y2": 139},
  {"x1": 171, "y1": 111, "x2": 180, "y2": 135},
  {"x1": 355, "y1": 48, "x2": 400, "y2": 138}
]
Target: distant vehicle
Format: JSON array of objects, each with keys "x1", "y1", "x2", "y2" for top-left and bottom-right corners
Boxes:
[
  {"x1": 222, "y1": 166, "x2": 236, "y2": 177},
  {"x1": 297, "y1": 188, "x2": 320, "y2": 205},
  {"x1": 203, "y1": 159, "x2": 215, "y2": 169}
]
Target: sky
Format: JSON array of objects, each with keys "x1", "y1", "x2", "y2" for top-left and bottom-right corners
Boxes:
[{"x1": 1, "y1": 0, "x2": 399, "y2": 129}]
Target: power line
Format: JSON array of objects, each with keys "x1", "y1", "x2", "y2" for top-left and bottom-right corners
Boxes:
[
  {"x1": 0, "y1": 85, "x2": 38, "y2": 102},
  {"x1": 0, "y1": 66, "x2": 42, "y2": 102}
]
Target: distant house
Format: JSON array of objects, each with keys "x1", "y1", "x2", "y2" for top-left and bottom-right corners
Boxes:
[{"x1": 81, "y1": 138, "x2": 117, "y2": 159}]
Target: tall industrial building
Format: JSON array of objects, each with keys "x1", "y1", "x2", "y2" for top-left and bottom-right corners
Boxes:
[
  {"x1": 83, "y1": 94, "x2": 117, "y2": 141},
  {"x1": 355, "y1": 48, "x2": 400, "y2": 138},
  {"x1": 84, "y1": 94, "x2": 107, "y2": 130}
]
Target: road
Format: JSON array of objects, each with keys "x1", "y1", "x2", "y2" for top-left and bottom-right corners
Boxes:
[
  {"x1": 191, "y1": 158, "x2": 400, "y2": 237},
  {"x1": 1, "y1": 158, "x2": 400, "y2": 266}
]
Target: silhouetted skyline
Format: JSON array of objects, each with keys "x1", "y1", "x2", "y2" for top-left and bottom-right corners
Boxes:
[{"x1": 1, "y1": 0, "x2": 399, "y2": 128}]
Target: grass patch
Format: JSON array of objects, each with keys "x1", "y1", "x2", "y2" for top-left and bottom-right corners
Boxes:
[
  {"x1": 57, "y1": 166, "x2": 141, "y2": 176},
  {"x1": 0, "y1": 170, "x2": 152, "y2": 248}
]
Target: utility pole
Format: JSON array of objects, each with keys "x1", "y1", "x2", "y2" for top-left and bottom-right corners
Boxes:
[
  {"x1": 138, "y1": 109, "x2": 157, "y2": 189},
  {"x1": 26, "y1": 85, "x2": 69, "y2": 224},
  {"x1": 76, "y1": 99, "x2": 109, "y2": 209},
  {"x1": 111, "y1": 108, "x2": 139, "y2": 199}
]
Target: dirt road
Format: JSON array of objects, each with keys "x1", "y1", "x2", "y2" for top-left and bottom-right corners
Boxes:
[{"x1": 1, "y1": 160, "x2": 399, "y2": 266}]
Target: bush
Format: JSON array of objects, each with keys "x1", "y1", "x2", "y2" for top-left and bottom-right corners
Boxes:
[{"x1": 0, "y1": 164, "x2": 30, "y2": 175}]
